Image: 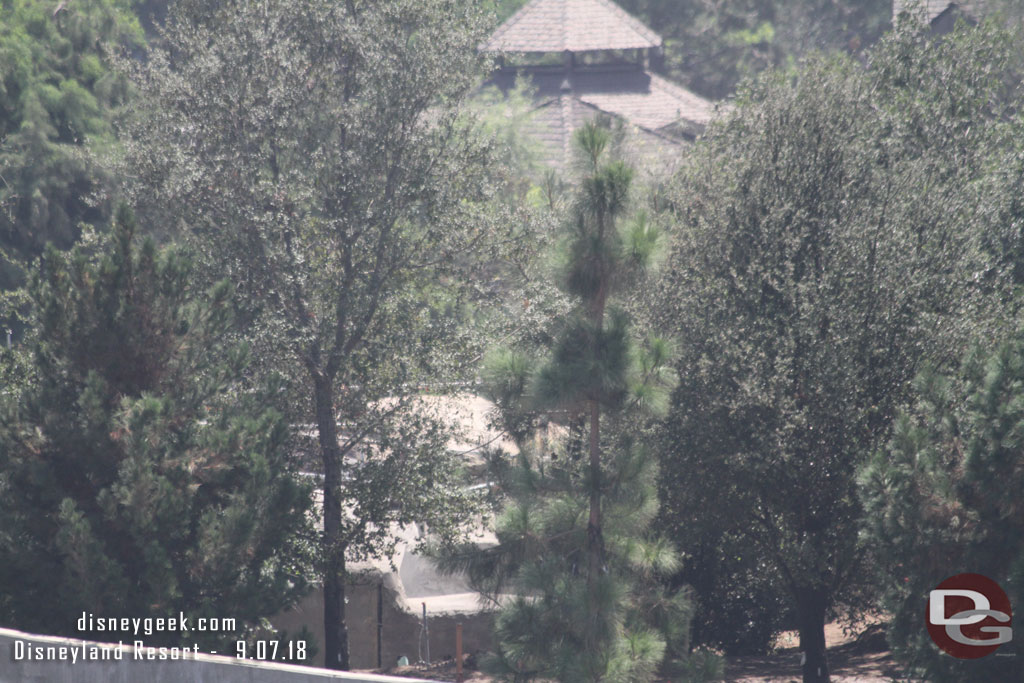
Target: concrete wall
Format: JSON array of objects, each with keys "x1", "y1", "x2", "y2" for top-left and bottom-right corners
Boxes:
[{"x1": 0, "y1": 627, "x2": 430, "y2": 683}]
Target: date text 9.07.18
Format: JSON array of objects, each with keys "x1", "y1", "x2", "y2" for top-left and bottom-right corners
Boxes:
[{"x1": 235, "y1": 640, "x2": 307, "y2": 661}]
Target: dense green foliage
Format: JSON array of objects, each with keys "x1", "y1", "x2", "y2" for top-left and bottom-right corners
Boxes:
[
  {"x1": 117, "y1": 0, "x2": 509, "y2": 668},
  {"x1": 669, "y1": 524, "x2": 790, "y2": 655},
  {"x1": 650, "y1": 19, "x2": 1021, "y2": 683},
  {"x1": 444, "y1": 124, "x2": 719, "y2": 682},
  {"x1": 0, "y1": 0, "x2": 140, "y2": 294},
  {"x1": 622, "y1": 0, "x2": 890, "y2": 99},
  {"x1": 0, "y1": 207, "x2": 312, "y2": 647},
  {"x1": 5, "y1": 0, "x2": 1024, "y2": 677},
  {"x1": 493, "y1": 1, "x2": 1024, "y2": 101},
  {"x1": 860, "y1": 338, "x2": 1024, "y2": 681}
]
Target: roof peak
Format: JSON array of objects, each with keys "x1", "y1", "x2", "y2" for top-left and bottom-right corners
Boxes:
[{"x1": 481, "y1": 0, "x2": 662, "y2": 54}]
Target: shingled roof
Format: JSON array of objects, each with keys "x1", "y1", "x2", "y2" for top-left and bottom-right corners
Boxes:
[
  {"x1": 486, "y1": 64, "x2": 714, "y2": 172},
  {"x1": 481, "y1": 0, "x2": 662, "y2": 53},
  {"x1": 892, "y1": 1, "x2": 979, "y2": 23},
  {"x1": 480, "y1": 0, "x2": 715, "y2": 174}
]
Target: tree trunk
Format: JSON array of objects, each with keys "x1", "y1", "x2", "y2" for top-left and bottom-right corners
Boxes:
[
  {"x1": 586, "y1": 284, "x2": 607, "y2": 586},
  {"x1": 797, "y1": 590, "x2": 830, "y2": 683},
  {"x1": 338, "y1": 553, "x2": 349, "y2": 670},
  {"x1": 586, "y1": 398, "x2": 603, "y2": 584},
  {"x1": 315, "y1": 374, "x2": 349, "y2": 670}
]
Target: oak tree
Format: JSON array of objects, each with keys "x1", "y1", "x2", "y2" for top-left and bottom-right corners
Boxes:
[
  {"x1": 651, "y1": 21, "x2": 1020, "y2": 683},
  {"x1": 118, "y1": 0, "x2": 500, "y2": 668}
]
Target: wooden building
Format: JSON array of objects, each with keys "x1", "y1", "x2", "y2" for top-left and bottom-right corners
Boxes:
[
  {"x1": 892, "y1": 1, "x2": 980, "y2": 33},
  {"x1": 480, "y1": 0, "x2": 715, "y2": 174}
]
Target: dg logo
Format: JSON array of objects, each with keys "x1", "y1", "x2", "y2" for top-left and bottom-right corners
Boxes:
[{"x1": 927, "y1": 573, "x2": 1012, "y2": 659}]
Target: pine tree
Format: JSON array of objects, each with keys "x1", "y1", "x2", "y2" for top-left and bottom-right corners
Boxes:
[
  {"x1": 0, "y1": 206, "x2": 312, "y2": 647},
  {"x1": 445, "y1": 124, "x2": 717, "y2": 682},
  {"x1": 860, "y1": 336, "x2": 1024, "y2": 681},
  {"x1": 0, "y1": 0, "x2": 140, "y2": 294}
]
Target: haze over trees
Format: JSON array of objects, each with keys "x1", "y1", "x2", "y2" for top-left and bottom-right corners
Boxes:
[
  {"x1": 0, "y1": 208, "x2": 312, "y2": 646},
  {"x1": 649, "y1": 18, "x2": 1023, "y2": 683},
  {"x1": 860, "y1": 337, "x2": 1024, "y2": 681},
  {"x1": 116, "y1": 0, "x2": 519, "y2": 669},
  {"x1": 0, "y1": 0, "x2": 140, "y2": 331},
  {"x1": 442, "y1": 123, "x2": 720, "y2": 681},
  {"x1": 3, "y1": 1, "x2": 1024, "y2": 681}
]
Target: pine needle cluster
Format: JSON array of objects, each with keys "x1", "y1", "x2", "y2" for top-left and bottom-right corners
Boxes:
[{"x1": 442, "y1": 124, "x2": 719, "y2": 682}]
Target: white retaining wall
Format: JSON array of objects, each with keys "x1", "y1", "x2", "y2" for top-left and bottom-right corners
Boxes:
[{"x1": 0, "y1": 627, "x2": 429, "y2": 683}]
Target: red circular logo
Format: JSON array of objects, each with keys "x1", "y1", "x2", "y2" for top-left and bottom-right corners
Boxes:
[{"x1": 926, "y1": 573, "x2": 1013, "y2": 659}]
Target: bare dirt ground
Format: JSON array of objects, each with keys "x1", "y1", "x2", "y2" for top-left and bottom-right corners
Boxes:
[
  {"x1": 725, "y1": 621, "x2": 899, "y2": 682},
  {"x1": 370, "y1": 620, "x2": 901, "y2": 682}
]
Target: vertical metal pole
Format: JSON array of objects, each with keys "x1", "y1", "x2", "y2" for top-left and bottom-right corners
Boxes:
[
  {"x1": 456, "y1": 623, "x2": 463, "y2": 683},
  {"x1": 422, "y1": 602, "x2": 430, "y2": 665},
  {"x1": 376, "y1": 580, "x2": 383, "y2": 669}
]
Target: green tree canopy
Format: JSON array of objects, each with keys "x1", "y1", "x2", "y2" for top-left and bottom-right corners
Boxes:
[
  {"x1": 860, "y1": 337, "x2": 1024, "y2": 681},
  {"x1": 650, "y1": 20, "x2": 1022, "y2": 683},
  {"x1": 117, "y1": 0, "x2": 507, "y2": 668},
  {"x1": 0, "y1": 0, "x2": 140, "y2": 294},
  {"x1": 443, "y1": 124, "x2": 720, "y2": 682},
  {"x1": 0, "y1": 207, "x2": 312, "y2": 647},
  {"x1": 621, "y1": 0, "x2": 890, "y2": 99}
]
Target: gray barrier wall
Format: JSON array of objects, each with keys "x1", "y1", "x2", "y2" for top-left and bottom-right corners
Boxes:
[{"x1": 0, "y1": 627, "x2": 430, "y2": 683}]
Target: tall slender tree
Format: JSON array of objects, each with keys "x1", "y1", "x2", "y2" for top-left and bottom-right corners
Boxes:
[{"x1": 443, "y1": 124, "x2": 715, "y2": 682}]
